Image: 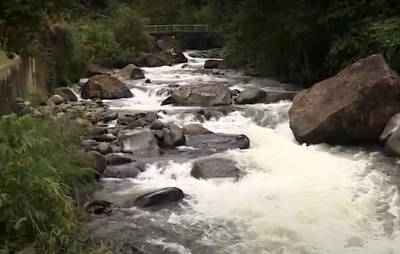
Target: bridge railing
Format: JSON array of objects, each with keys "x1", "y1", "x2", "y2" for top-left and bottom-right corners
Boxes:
[{"x1": 145, "y1": 24, "x2": 209, "y2": 34}]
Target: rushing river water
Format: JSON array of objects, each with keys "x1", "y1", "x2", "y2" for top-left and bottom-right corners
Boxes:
[{"x1": 98, "y1": 52, "x2": 400, "y2": 254}]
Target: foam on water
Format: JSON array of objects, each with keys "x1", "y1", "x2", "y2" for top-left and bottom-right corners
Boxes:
[{"x1": 105, "y1": 52, "x2": 400, "y2": 254}]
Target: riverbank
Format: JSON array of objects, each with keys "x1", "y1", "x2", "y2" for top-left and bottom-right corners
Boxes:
[{"x1": 0, "y1": 99, "x2": 109, "y2": 253}]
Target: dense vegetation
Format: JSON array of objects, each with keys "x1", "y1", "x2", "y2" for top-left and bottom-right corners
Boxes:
[
  {"x1": 0, "y1": 114, "x2": 101, "y2": 253},
  {"x1": 209, "y1": 0, "x2": 400, "y2": 86},
  {"x1": 0, "y1": 0, "x2": 214, "y2": 86}
]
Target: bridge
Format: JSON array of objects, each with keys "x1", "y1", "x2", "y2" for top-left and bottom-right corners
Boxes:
[{"x1": 145, "y1": 24, "x2": 210, "y2": 34}]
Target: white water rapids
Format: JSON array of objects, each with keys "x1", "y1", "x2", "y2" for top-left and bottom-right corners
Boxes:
[{"x1": 102, "y1": 52, "x2": 400, "y2": 254}]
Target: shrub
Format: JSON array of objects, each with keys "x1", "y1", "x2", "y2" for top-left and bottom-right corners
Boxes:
[
  {"x1": 0, "y1": 114, "x2": 96, "y2": 253},
  {"x1": 66, "y1": 4, "x2": 153, "y2": 70},
  {"x1": 326, "y1": 18, "x2": 400, "y2": 73},
  {"x1": 71, "y1": 20, "x2": 122, "y2": 66},
  {"x1": 54, "y1": 22, "x2": 89, "y2": 86},
  {"x1": 109, "y1": 4, "x2": 152, "y2": 53}
]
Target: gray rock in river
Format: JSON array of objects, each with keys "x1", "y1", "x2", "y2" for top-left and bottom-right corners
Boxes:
[
  {"x1": 186, "y1": 133, "x2": 250, "y2": 152},
  {"x1": 114, "y1": 133, "x2": 251, "y2": 166},
  {"x1": 121, "y1": 129, "x2": 160, "y2": 156},
  {"x1": 105, "y1": 153, "x2": 134, "y2": 165},
  {"x1": 86, "y1": 151, "x2": 107, "y2": 176},
  {"x1": 161, "y1": 83, "x2": 232, "y2": 107},
  {"x1": 103, "y1": 162, "x2": 143, "y2": 178},
  {"x1": 117, "y1": 64, "x2": 145, "y2": 80},
  {"x1": 191, "y1": 157, "x2": 244, "y2": 180},
  {"x1": 53, "y1": 87, "x2": 78, "y2": 102},
  {"x1": 159, "y1": 123, "x2": 186, "y2": 148},
  {"x1": 101, "y1": 112, "x2": 118, "y2": 122},
  {"x1": 234, "y1": 88, "x2": 267, "y2": 104},
  {"x1": 234, "y1": 88, "x2": 297, "y2": 105},
  {"x1": 96, "y1": 142, "x2": 113, "y2": 155},
  {"x1": 92, "y1": 133, "x2": 118, "y2": 143},
  {"x1": 134, "y1": 187, "x2": 185, "y2": 208},
  {"x1": 182, "y1": 123, "x2": 213, "y2": 135},
  {"x1": 88, "y1": 126, "x2": 108, "y2": 137}
]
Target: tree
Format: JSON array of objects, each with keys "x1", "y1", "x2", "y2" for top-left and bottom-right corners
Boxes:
[{"x1": 208, "y1": 0, "x2": 400, "y2": 86}]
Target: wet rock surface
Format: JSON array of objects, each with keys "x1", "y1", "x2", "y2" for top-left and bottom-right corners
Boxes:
[
  {"x1": 81, "y1": 75, "x2": 133, "y2": 100},
  {"x1": 191, "y1": 157, "x2": 244, "y2": 179},
  {"x1": 134, "y1": 187, "x2": 185, "y2": 208},
  {"x1": 289, "y1": 54, "x2": 400, "y2": 145},
  {"x1": 162, "y1": 83, "x2": 232, "y2": 107},
  {"x1": 117, "y1": 64, "x2": 145, "y2": 80}
]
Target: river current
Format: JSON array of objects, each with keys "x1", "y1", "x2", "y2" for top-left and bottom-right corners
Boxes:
[{"x1": 98, "y1": 52, "x2": 400, "y2": 254}]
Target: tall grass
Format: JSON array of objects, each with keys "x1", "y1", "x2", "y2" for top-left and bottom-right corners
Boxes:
[{"x1": 0, "y1": 113, "x2": 99, "y2": 253}]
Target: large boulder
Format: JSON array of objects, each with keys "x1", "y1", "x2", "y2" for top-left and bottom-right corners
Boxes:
[
  {"x1": 289, "y1": 54, "x2": 400, "y2": 145},
  {"x1": 81, "y1": 75, "x2": 133, "y2": 100},
  {"x1": 162, "y1": 83, "x2": 232, "y2": 106},
  {"x1": 117, "y1": 64, "x2": 145, "y2": 80}
]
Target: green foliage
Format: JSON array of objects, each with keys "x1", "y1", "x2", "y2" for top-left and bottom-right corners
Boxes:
[
  {"x1": 215, "y1": 0, "x2": 400, "y2": 86},
  {"x1": 0, "y1": 0, "x2": 77, "y2": 55},
  {"x1": 54, "y1": 23, "x2": 89, "y2": 86},
  {"x1": 109, "y1": 4, "x2": 152, "y2": 52},
  {"x1": 0, "y1": 114, "x2": 96, "y2": 253},
  {"x1": 27, "y1": 92, "x2": 50, "y2": 107},
  {"x1": 68, "y1": 4, "x2": 152, "y2": 69},
  {"x1": 71, "y1": 20, "x2": 122, "y2": 66},
  {"x1": 327, "y1": 18, "x2": 400, "y2": 73}
]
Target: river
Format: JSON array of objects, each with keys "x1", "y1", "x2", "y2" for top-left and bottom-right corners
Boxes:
[{"x1": 95, "y1": 52, "x2": 400, "y2": 254}]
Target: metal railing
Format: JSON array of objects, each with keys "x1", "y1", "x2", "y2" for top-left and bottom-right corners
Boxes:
[{"x1": 145, "y1": 24, "x2": 209, "y2": 34}]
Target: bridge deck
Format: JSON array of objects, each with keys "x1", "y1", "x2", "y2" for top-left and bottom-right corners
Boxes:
[{"x1": 145, "y1": 24, "x2": 209, "y2": 34}]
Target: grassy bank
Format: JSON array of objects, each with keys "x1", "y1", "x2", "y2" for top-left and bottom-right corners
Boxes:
[{"x1": 0, "y1": 113, "x2": 103, "y2": 253}]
